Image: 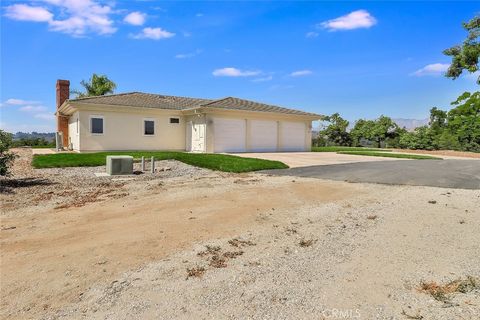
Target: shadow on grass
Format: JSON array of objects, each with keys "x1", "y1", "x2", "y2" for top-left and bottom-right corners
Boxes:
[{"x1": 0, "y1": 177, "x2": 57, "y2": 194}]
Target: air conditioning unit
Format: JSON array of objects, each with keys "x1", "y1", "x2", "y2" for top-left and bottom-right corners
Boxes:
[{"x1": 106, "y1": 156, "x2": 133, "y2": 175}]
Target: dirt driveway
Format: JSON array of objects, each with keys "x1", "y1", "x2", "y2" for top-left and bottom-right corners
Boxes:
[{"x1": 1, "y1": 149, "x2": 479, "y2": 320}]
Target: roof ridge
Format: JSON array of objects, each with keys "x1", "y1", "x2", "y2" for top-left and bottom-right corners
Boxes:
[
  {"x1": 200, "y1": 96, "x2": 233, "y2": 107},
  {"x1": 70, "y1": 92, "x2": 141, "y2": 102},
  {"x1": 71, "y1": 91, "x2": 215, "y2": 103}
]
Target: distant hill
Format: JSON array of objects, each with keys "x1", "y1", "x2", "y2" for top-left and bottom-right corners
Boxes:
[
  {"x1": 13, "y1": 132, "x2": 55, "y2": 142},
  {"x1": 392, "y1": 118, "x2": 429, "y2": 131}
]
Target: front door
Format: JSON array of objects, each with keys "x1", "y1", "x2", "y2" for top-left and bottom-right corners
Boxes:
[{"x1": 191, "y1": 122, "x2": 206, "y2": 152}]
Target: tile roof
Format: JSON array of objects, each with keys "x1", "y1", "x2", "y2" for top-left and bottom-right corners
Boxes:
[
  {"x1": 71, "y1": 92, "x2": 211, "y2": 110},
  {"x1": 69, "y1": 92, "x2": 320, "y2": 117},
  {"x1": 201, "y1": 97, "x2": 319, "y2": 116}
]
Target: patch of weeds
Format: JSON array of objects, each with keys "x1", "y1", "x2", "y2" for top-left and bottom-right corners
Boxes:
[
  {"x1": 284, "y1": 227, "x2": 297, "y2": 235},
  {"x1": 186, "y1": 266, "x2": 206, "y2": 279},
  {"x1": 223, "y1": 251, "x2": 244, "y2": 259},
  {"x1": 228, "y1": 238, "x2": 255, "y2": 248},
  {"x1": 417, "y1": 276, "x2": 480, "y2": 302},
  {"x1": 197, "y1": 245, "x2": 221, "y2": 257},
  {"x1": 299, "y1": 239, "x2": 316, "y2": 247},
  {"x1": 209, "y1": 255, "x2": 227, "y2": 268}
]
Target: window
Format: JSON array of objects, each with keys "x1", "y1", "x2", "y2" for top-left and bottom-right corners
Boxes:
[
  {"x1": 91, "y1": 117, "x2": 103, "y2": 134},
  {"x1": 170, "y1": 118, "x2": 180, "y2": 124},
  {"x1": 76, "y1": 118, "x2": 79, "y2": 134},
  {"x1": 144, "y1": 120, "x2": 155, "y2": 135}
]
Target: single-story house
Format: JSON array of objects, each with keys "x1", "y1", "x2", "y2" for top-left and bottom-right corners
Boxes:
[{"x1": 55, "y1": 79, "x2": 321, "y2": 153}]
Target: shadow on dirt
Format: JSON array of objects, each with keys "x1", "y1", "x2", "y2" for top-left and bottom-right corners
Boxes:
[{"x1": 0, "y1": 177, "x2": 57, "y2": 194}]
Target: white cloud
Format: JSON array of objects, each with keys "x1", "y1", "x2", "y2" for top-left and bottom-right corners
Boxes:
[
  {"x1": 4, "y1": 1, "x2": 117, "y2": 37},
  {"x1": 34, "y1": 113, "x2": 56, "y2": 120},
  {"x1": 4, "y1": 98, "x2": 41, "y2": 106},
  {"x1": 412, "y1": 63, "x2": 450, "y2": 76},
  {"x1": 175, "y1": 49, "x2": 202, "y2": 59},
  {"x1": 290, "y1": 70, "x2": 313, "y2": 77},
  {"x1": 320, "y1": 10, "x2": 377, "y2": 31},
  {"x1": 124, "y1": 11, "x2": 146, "y2": 26},
  {"x1": 252, "y1": 75, "x2": 273, "y2": 82},
  {"x1": 131, "y1": 27, "x2": 175, "y2": 40},
  {"x1": 19, "y1": 105, "x2": 47, "y2": 112},
  {"x1": 196, "y1": 13, "x2": 204, "y2": 17},
  {"x1": 306, "y1": 31, "x2": 319, "y2": 38},
  {"x1": 4, "y1": 4, "x2": 53, "y2": 22},
  {"x1": 212, "y1": 67, "x2": 261, "y2": 77}
]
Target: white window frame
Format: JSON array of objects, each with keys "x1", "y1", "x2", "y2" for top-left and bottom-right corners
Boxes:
[
  {"x1": 90, "y1": 115, "x2": 104, "y2": 136},
  {"x1": 143, "y1": 118, "x2": 156, "y2": 136}
]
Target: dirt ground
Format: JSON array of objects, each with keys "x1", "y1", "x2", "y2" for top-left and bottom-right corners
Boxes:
[{"x1": 1, "y1": 148, "x2": 479, "y2": 320}]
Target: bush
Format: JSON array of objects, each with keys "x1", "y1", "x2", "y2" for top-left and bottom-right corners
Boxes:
[{"x1": 0, "y1": 130, "x2": 17, "y2": 176}]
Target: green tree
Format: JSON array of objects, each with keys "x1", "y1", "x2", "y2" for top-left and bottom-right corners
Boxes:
[
  {"x1": 72, "y1": 74, "x2": 117, "y2": 98},
  {"x1": 447, "y1": 91, "x2": 480, "y2": 151},
  {"x1": 0, "y1": 130, "x2": 17, "y2": 176},
  {"x1": 350, "y1": 119, "x2": 375, "y2": 147},
  {"x1": 319, "y1": 113, "x2": 351, "y2": 146},
  {"x1": 443, "y1": 15, "x2": 479, "y2": 84},
  {"x1": 351, "y1": 116, "x2": 400, "y2": 148}
]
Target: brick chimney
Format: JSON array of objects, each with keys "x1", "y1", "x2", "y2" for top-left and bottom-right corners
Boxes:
[{"x1": 56, "y1": 79, "x2": 70, "y2": 147}]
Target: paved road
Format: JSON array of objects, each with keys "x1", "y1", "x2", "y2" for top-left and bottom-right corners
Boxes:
[{"x1": 262, "y1": 159, "x2": 480, "y2": 189}]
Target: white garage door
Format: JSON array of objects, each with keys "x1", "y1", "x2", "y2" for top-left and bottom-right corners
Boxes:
[
  {"x1": 214, "y1": 118, "x2": 246, "y2": 152},
  {"x1": 249, "y1": 120, "x2": 278, "y2": 152},
  {"x1": 280, "y1": 121, "x2": 306, "y2": 151}
]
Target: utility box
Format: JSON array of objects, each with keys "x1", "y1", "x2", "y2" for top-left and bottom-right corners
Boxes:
[{"x1": 106, "y1": 156, "x2": 133, "y2": 175}]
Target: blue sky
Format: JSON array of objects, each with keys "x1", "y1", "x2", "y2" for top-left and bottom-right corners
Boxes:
[{"x1": 1, "y1": 1, "x2": 478, "y2": 133}]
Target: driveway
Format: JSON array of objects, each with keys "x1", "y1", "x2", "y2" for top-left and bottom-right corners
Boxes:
[
  {"x1": 234, "y1": 152, "x2": 401, "y2": 168},
  {"x1": 262, "y1": 159, "x2": 480, "y2": 189}
]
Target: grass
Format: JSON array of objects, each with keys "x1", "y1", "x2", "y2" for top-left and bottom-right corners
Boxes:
[
  {"x1": 312, "y1": 146, "x2": 392, "y2": 152},
  {"x1": 337, "y1": 151, "x2": 442, "y2": 160},
  {"x1": 31, "y1": 151, "x2": 289, "y2": 173}
]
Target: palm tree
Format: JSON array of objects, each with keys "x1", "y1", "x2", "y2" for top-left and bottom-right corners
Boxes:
[{"x1": 72, "y1": 74, "x2": 117, "y2": 98}]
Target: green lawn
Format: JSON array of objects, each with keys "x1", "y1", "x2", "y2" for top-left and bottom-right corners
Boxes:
[
  {"x1": 312, "y1": 146, "x2": 392, "y2": 152},
  {"x1": 32, "y1": 151, "x2": 289, "y2": 173},
  {"x1": 337, "y1": 151, "x2": 442, "y2": 160}
]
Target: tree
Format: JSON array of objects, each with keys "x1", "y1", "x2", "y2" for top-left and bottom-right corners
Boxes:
[
  {"x1": 0, "y1": 130, "x2": 17, "y2": 176},
  {"x1": 319, "y1": 113, "x2": 351, "y2": 146},
  {"x1": 350, "y1": 119, "x2": 374, "y2": 147},
  {"x1": 443, "y1": 15, "x2": 479, "y2": 84},
  {"x1": 447, "y1": 91, "x2": 480, "y2": 151},
  {"x1": 72, "y1": 74, "x2": 117, "y2": 98},
  {"x1": 350, "y1": 116, "x2": 400, "y2": 148}
]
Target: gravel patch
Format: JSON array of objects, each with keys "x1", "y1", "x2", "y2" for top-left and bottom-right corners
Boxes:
[{"x1": 1, "y1": 149, "x2": 213, "y2": 215}]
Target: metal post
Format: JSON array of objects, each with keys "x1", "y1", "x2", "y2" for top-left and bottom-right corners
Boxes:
[
  {"x1": 141, "y1": 156, "x2": 145, "y2": 171},
  {"x1": 151, "y1": 156, "x2": 155, "y2": 174}
]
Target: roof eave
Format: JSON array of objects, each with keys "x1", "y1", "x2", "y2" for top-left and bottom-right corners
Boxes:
[{"x1": 192, "y1": 106, "x2": 322, "y2": 120}]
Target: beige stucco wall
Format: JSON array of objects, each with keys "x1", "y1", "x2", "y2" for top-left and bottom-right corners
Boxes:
[
  {"x1": 68, "y1": 111, "x2": 80, "y2": 151},
  {"x1": 76, "y1": 107, "x2": 186, "y2": 151}
]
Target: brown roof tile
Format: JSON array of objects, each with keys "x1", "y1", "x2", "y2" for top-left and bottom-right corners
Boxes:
[{"x1": 69, "y1": 92, "x2": 320, "y2": 117}]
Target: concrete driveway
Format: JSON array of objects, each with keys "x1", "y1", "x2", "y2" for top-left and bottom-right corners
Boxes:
[
  {"x1": 262, "y1": 159, "x2": 480, "y2": 189},
  {"x1": 234, "y1": 152, "x2": 402, "y2": 168}
]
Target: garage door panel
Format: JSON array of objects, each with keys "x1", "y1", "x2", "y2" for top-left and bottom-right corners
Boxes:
[
  {"x1": 250, "y1": 120, "x2": 278, "y2": 152},
  {"x1": 214, "y1": 118, "x2": 246, "y2": 153},
  {"x1": 281, "y1": 122, "x2": 306, "y2": 151}
]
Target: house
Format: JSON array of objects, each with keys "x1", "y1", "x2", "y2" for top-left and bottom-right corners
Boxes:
[{"x1": 55, "y1": 79, "x2": 321, "y2": 153}]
